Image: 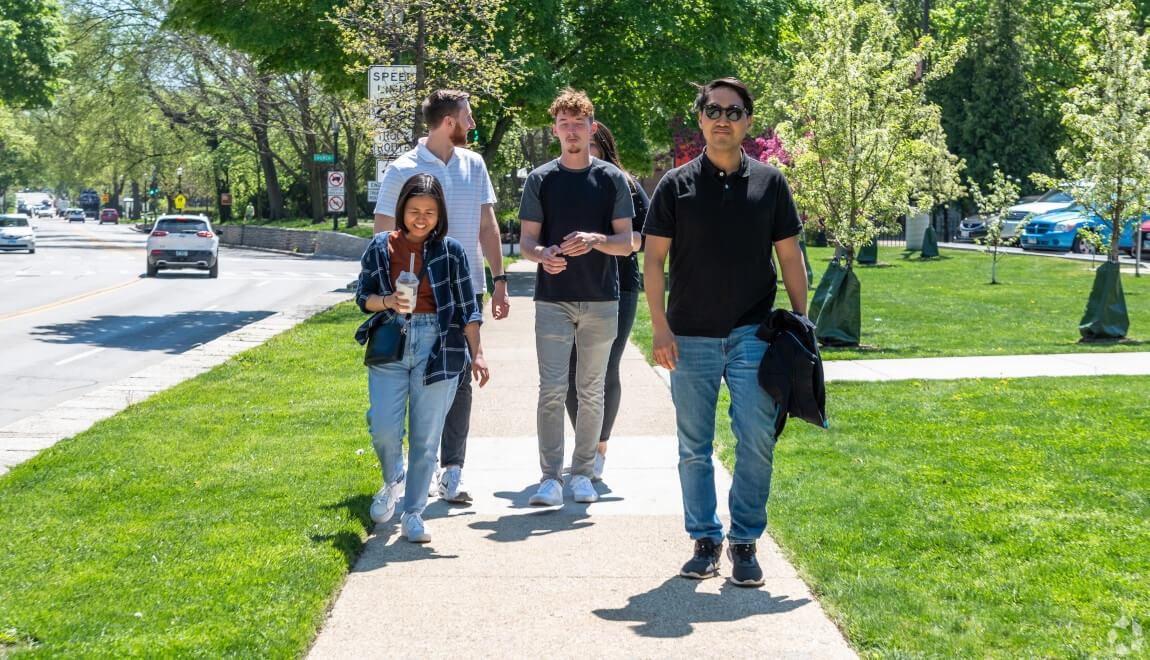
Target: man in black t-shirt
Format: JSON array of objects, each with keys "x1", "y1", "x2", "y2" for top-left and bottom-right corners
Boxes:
[
  {"x1": 643, "y1": 78, "x2": 809, "y2": 588},
  {"x1": 519, "y1": 88, "x2": 638, "y2": 508}
]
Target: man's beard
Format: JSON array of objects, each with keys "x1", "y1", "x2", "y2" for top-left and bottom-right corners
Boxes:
[{"x1": 451, "y1": 122, "x2": 468, "y2": 146}]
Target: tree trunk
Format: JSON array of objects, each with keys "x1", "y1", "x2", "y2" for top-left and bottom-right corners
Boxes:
[
  {"x1": 252, "y1": 74, "x2": 285, "y2": 220},
  {"x1": 346, "y1": 127, "x2": 359, "y2": 228},
  {"x1": 306, "y1": 130, "x2": 324, "y2": 223},
  {"x1": 481, "y1": 113, "x2": 516, "y2": 166}
]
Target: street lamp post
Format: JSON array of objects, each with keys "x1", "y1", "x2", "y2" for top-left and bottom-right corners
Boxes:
[
  {"x1": 331, "y1": 113, "x2": 340, "y2": 231},
  {"x1": 176, "y1": 165, "x2": 184, "y2": 193}
]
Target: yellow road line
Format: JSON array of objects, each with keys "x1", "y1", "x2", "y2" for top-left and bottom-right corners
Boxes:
[{"x1": 0, "y1": 277, "x2": 143, "y2": 322}]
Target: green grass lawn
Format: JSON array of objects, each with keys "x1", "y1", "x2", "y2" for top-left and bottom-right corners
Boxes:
[
  {"x1": 759, "y1": 377, "x2": 1149, "y2": 657},
  {"x1": 0, "y1": 304, "x2": 376, "y2": 657},
  {"x1": 628, "y1": 265, "x2": 1150, "y2": 656},
  {"x1": 637, "y1": 247, "x2": 1150, "y2": 360},
  {"x1": 230, "y1": 216, "x2": 376, "y2": 239}
]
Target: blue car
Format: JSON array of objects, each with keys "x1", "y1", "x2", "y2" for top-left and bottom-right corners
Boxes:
[
  {"x1": 1019, "y1": 205, "x2": 1112, "y2": 253},
  {"x1": 1118, "y1": 217, "x2": 1150, "y2": 258}
]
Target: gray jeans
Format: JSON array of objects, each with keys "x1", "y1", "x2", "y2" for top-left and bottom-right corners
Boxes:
[{"x1": 535, "y1": 300, "x2": 619, "y2": 480}]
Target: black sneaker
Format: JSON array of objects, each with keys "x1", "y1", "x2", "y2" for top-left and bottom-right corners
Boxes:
[
  {"x1": 727, "y1": 542, "x2": 764, "y2": 587},
  {"x1": 679, "y1": 538, "x2": 722, "y2": 579}
]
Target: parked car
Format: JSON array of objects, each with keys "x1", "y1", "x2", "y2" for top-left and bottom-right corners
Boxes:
[
  {"x1": 0, "y1": 215, "x2": 36, "y2": 253},
  {"x1": 1118, "y1": 217, "x2": 1150, "y2": 258},
  {"x1": 1019, "y1": 205, "x2": 1112, "y2": 253},
  {"x1": 99, "y1": 208, "x2": 120, "y2": 224},
  {"x1": 66, "y1": 208, "x2": 86, "y2": 223},
  {"x1": 146, "y1": 214, "x2": 219, "y2": 278}
]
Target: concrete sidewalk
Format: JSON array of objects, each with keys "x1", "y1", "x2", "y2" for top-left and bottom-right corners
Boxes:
[
  {"x1": 308, "y1": 263, "x2": 855, "y2": 659},
  {"x1": 822, "y1": 350, "x2": 1150, "y2": 381}
]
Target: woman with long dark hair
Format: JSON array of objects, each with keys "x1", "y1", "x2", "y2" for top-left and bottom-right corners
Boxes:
[
  {"x1": 355, "y1": 173, "x2": 489, "y2": 543},
  {"x1": 565, "y1": 121, "x2": 650, "y2": 481}
]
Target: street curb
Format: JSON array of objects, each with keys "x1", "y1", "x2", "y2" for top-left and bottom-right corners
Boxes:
[{"x1": 0, "y1": 290, "x2": 354, "y2": 476}]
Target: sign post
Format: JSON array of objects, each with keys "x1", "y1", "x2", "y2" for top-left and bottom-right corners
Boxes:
[
  {"x1": 326, "y1": 171, "x2": 345, "y2": 221},
  {"x1": 368, "y1": 65, "x2": 416, "y2": 161},
  {"x1": 174, "y1": 193, "x2": 186, "y2": 211}
]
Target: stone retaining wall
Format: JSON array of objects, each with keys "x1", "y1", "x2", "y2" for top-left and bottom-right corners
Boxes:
[{"x1": 216, "y1": 225, "x2": 370, "y2": 260}]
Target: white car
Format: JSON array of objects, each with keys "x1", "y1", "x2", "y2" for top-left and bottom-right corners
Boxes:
[
  {"x1": 0, "y1": 215, "x2": 36, "y2": 253},
  {"x1": 146, "y1": 214, "x2": 219, "y2": 278},
  {"x1": 34, "y1": 204, "x2": 56, "y2": 219},
  {"x1": 1003, "y1": 189, "x2": 1076, "y2": 237}
]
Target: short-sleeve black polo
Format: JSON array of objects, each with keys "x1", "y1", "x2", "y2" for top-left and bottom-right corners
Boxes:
[{"x1": 643, "y1": 150, "x2": 802, "y2": 338}]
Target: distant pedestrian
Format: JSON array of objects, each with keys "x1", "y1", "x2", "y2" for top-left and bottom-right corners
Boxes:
[
  {"x1": 519, "y1": 89, "x2": 638, "y2": 506},
  {"x1": 357, "y1": 173, "x2": 489, "y2": 543},
  {"x1": 244, "y1": 203, "x2": 255, "y2": 222},
  {"x1": 374, "y1": 89, "x2": 509, "y2": 505},
  {"x1": 643, "y1": 78, "x2": 809, "y2": 587},
  {"x1": 564, "y1": 121, "x2": 649, "y2": 482}
]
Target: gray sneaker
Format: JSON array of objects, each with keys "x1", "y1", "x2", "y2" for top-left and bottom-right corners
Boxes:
[
  {"x1": 570, "y1": 475, "x2": 598, "y2": 503},
  {"x1": 437, "y1": 465, "x2": 472, "y2": 503},
  {"x1": 528, "y1": 478, "x2": 563, "y2": 506}
]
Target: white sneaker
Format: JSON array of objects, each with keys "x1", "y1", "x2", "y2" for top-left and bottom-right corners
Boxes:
[
  {"x1": 437, "y1": 465, "x2": 472, "y2": 503},
  {"x1": 400, "y1": 512, "x2": 431, "y2": 543},
  {"x1": 528, "y1": 478, "x2": 564, "y2": 506},
  {"x1": 570, "y1": 475, "x2": 598, "y2": 503},
  {"x1": 428, "y1": 468, "x2": 441, "y2": 497},
  {"x1": 592, "y1": 452, "x2": 606, "y2": 482},
  {"x1": 370, "y1": 473, "x2": 405, "y2": 523}
]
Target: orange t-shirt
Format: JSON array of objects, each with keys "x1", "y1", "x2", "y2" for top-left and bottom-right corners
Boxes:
[{"x1": 387, "y1": 232, "x2": 436, "y2": 313}]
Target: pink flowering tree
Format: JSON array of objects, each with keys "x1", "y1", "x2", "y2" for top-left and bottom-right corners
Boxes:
[{"x1": 670, "y1": 115, "x2": 792, "y2": 167}]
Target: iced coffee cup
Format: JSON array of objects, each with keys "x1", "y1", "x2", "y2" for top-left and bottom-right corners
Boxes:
[{"x1": 395, "y1": 253, "x2": 419, "y2": 314}]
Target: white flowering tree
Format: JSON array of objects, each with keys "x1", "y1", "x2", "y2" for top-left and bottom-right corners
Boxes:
[
  {"x1": 970, "y1": 166, "x2": 1021, "y2": 284},
  {"x1": 1038, "y1": 4, "x2": 1150, "y2": 339},
  {"x1": 776, "y1": 0, "x2": 961, "y2": 345}
]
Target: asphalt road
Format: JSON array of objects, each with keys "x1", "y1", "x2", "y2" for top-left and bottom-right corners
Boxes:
[{"x1": 0, "y1": 217, "x2": 359, "y2": 428}]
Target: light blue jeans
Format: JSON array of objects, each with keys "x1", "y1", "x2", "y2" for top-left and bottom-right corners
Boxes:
[
  {"x1": 366, "y1": 314, "x2": 457, "y2": 516},
  {"x1": 669, "y1": 324, "x2": 781, "y2": 544}
]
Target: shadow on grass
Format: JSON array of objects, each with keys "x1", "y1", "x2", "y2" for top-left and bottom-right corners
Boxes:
[
  {"x1": 592, "y1": 577, "x2": 811, "y2": 638},
  {"x1": 312, "y1": 494, "x2": 374, "y2": 569}
]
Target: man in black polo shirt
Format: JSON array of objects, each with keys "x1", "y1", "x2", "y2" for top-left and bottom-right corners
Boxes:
[
  {"x1": 519, "y1": 88, "x2": 638, "y2": 507},
  {"x1": 643, "y1": 78, "x2": 808, "y2": 587}
]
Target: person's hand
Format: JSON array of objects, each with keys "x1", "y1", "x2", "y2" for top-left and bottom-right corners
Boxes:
[
  {"x1": 560, "y1": 231, "x2": 603, "y2": 257},
  {"x1": 389, "y1": 291, "x2": 412, "y2": 313},
  {"x1": 652, "y1": 323, "x2": 679, "y2": 371},
  {"x1": 471, "y1": 354, "x2": 490, "y2": 387},
  {"x1": 491, "y1": 283, "x2": 511, "y2": 320},
  {"x1": 539, "y1": 245, "x2": 567, "y2": 274}
]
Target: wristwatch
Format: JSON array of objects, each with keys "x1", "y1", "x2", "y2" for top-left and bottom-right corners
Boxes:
[{"x1": 492, "y1": 274, "x2": 509, "y2": 284}]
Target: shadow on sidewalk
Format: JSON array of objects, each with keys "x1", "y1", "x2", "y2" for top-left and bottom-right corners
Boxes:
[
  {"x1": 469, "y1": 508, "x2": 595, "y2": 543},
  {"x1": 593, "y1": 577, "x2": 811, "y2": 637}
]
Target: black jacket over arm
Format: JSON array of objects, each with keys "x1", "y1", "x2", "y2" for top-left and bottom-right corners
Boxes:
[{"x1": 757, "y1": 309, "x2": 828, "y2": 437}]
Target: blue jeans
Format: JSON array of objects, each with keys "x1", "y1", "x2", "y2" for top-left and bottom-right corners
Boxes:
[
  {"x1": 366, "y1": 314, "x2": 457, "y2": 515},
  {"x1": 670, "y1": 324, "x2": 781, "y2": 544}
]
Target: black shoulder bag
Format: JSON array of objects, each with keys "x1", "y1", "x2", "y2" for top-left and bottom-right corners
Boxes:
[{"x1": 363, "y1": 241, "x2": 428, "y2": 366}]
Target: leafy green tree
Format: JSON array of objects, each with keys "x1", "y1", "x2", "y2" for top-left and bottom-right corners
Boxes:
[
  {"x1": 1038, "y1": 3, "x2": 1150, "y2": 339},
  {"x1": 969, "y1": 166, "x2": 1021, "y2": 284},
  {"x1": 928, "y1": 0, "x2": 1052, "y2": 194},
  {"x1": 0, "y1": 0, "x2": 69, "y2": 108},
  {"x1": 777, "y1": 0, "x2": 961, "y2": 345}
]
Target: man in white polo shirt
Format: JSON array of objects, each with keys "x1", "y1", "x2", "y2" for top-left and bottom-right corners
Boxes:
[{"x1": 373, "y1": 89, "x2": 510, "y2": 504}]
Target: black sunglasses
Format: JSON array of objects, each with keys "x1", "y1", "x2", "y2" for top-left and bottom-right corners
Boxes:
[{"x1": 703, "y1": 104, "x2": 747, "y2": 122}]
